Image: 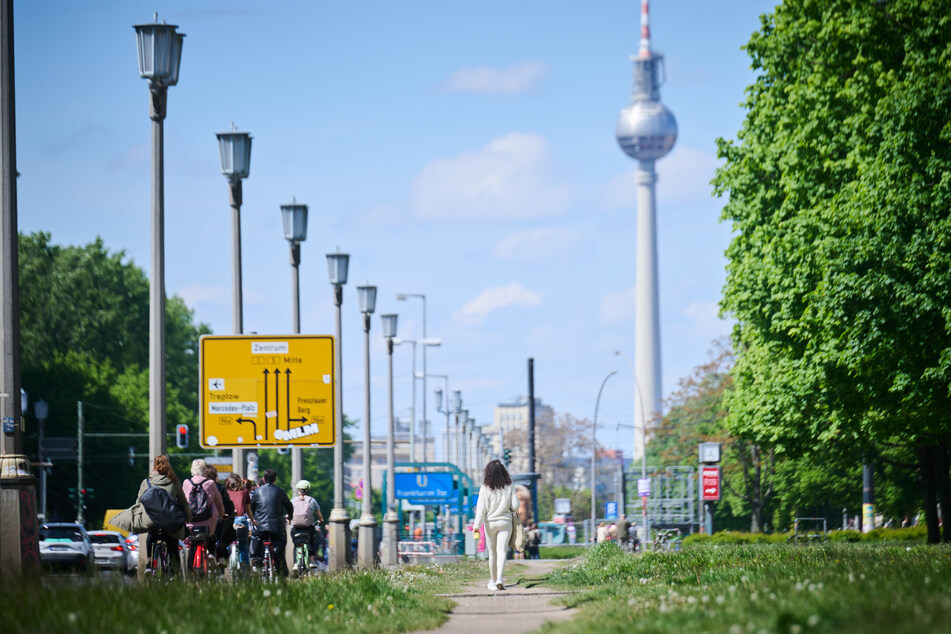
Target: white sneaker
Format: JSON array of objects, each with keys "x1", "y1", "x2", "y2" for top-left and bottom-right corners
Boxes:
[
  {"x1": 487, "y1": 580, "x2": 498, "y2": 591},
  {"x1": 496, "y1": 578, "x2": 505, "y2": 590}
]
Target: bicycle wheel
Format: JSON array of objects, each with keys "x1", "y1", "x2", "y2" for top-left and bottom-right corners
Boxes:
[
  {"x1": 262, "y1": 544, "x2": 274, "y2": 582},
  {"x1": 150, "y1": 541, "x2": 168, "y2": 579}
]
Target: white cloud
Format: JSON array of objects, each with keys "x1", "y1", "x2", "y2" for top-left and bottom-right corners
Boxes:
[
  {"x1": 178, "y1": 283, "x2": 226, "y2": 310},
  {"x1": 601, "y1": 146, "x2": 721, "y2": 208},
  {"x1": 410, "y1": 133, "x2": 572, "y2": 222},
  {"x1": 453, "y1": 282, "x2": 543, "y2": 326},
  {"x1": 492, "y1": 226, "x2": 591, "y2": 262},
  {"x1": 599, "y1": 286, "x2": 635, "y2": 325},
  {"x1": 443, "y1": 60, "x2": 549, "y2": 95}
]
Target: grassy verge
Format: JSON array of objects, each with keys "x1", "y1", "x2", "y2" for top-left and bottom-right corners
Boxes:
[
  {"x1": 6, "y1": 562, "x2": 485, "y2": 634},
  {"x1": 540, "y1": 541, "x2": 951, "y2": 633},
  {"x1": 539, "y1": 545, "x2": 588, "y2": 559}
]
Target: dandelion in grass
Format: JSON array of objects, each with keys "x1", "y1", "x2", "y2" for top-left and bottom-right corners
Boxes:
[
  {"x1": 768, "y1": 592, "x2": 777, "y2": 601},
  {"x1": 729, "y1": 584, "x2": 736, "y2": 593},
  {"x1": 790, "y1": 626, "x2": 802, "y2": 634},
  {"x1": 750, "y1": 592, "x2": 758, "y2": 601},
  {"x1": 729, "y1": 625, "x2": 743, "y2": 634},
  {"x1": 688, "y1": 596, "x2": 698, "y2": 605},
  {"x1": 273, "y1": 607, "x2": 281, "y2": 616},
  {"x1": 277, "y1": 589, "x2": 283, "y2": 595},
  {"x1": 328, "y1": 604, "x2": 335, "y2": 610},
  {"x1": 68, "y1": 614, "x2": 77, "y2": 623},
  {"x1": 263, "y1": 589, "x2": 272, "y2": 598},
  {"x1": 284, "y1": 610, "x2": 292, "y2": 618},
  {"x1": 807, "y1": 614, "x2": 820, "y2": 627},
  {"x1": 716, "y1": 595, "x2": 725, "y2": 604}
]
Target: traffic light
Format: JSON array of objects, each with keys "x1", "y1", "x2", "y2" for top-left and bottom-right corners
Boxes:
[
  {"x1": 67, "y1": 487, "x2": 77, "y2": 502},
  {"x1": 502, "y1": 448, "x2": 512, "y2": 467},
  {"x1": 81, "y1": 487, "x2": 94, "y2": 501},
  {"x1": 176, "y1": 424, "x2": 188, "y2": 449}
]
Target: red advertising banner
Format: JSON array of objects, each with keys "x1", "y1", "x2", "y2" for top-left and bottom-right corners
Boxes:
[{"x1": 701, "y1": 466, "x2": 721, "y2": 501}]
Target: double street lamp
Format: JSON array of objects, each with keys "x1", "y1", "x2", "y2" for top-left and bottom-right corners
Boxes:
[
  {"x1": 216, "y1": 125, "x2": 251, "y2": 476},
  {"x1": 392, "y1": 337, "x2": 441, "y2": 462},
  {"x1": 326, "y1": 250, "x2": 350, "y2": 571},
  {"x1": 282, "y1": 200, "x2": 308, "y2": 484},
  {"x1": 380, "y1": 313, "x2": 399, "y2": 566},
  {"x1": 615, "y1": 350, "x2": 650, "y2": 544},
  {"x1": 591, "y1": 370, "x2": 617, "y2": 543},
  {"x1": 357, "y1": 284, "x2": 378, "y2": 568},
  {"x1": 134, "y1": 14, "x2": 184, "y2": 464}
]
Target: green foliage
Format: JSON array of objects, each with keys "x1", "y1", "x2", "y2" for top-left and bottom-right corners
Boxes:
[
  {"x1": 19, "y1": 233, "x2": 209, "y2": 524},
  {"x1": 539, "y1": 545, "x2": 588, "y2": 560},
  {"x1": 544, "y1": 542, "x2": 951, "y2": 633},
  {"x1": 713, "y1": 0, "x2": 951, "y2": 541}
]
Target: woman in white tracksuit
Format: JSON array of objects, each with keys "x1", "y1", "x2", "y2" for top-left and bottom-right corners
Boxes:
[{"x1": 472, "y1": 459, "x2": 519, "y2": 591}]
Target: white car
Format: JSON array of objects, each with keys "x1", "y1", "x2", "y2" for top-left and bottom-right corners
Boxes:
[
  {"x1": 88, "y1": 530, "x2": 136, "y2": 574},
  {"x1": 39, "y1": 523, "x2": 94, "y2": 573}
]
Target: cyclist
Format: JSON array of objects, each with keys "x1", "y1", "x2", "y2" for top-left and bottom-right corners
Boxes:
[
  {"x1": 225, "y1": 473, "x2": 255, "y2": 567},
  {"x1": 249, "y1": 468, "x2": 293, "y2": 577},
  {"x1": 182, "y1": 459, "x2": 225, "y2": 570},
  {"x1": 290, "y1": 479, "x2": 324, "y2": 569},
  {"x1": 134, "y1": 455, "x2": 190, "y2": 576}
]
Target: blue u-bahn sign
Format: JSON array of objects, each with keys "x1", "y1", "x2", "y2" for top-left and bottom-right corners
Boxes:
[{"x1": 394, "y1": 472, "x2": 454, "y2": 501}]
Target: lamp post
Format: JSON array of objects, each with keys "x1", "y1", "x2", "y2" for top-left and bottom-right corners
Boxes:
[
  {"x1": 357, "y1": 284, "x2": 378, "y2": 568},
  {"x1": 216, "y1": 125, "x2": 251, "y2": 476},
  {"x1": 432, "y1": 377, "x2": 450, "y2": 461},
  {"x1": 380, "y1": 313, "x2": 399, "y2": 566},
  {"x1": 452, "y1": 391, "x2": 462, "y2": 466},
  {"x1": 392, "y1": 337, "x2": 441, "y2": 462},
  {"x1": 396, "y1": 293, "x2": 430, "y2": 462},
  {"x1": 458, "y1": 408, "x2": 469, "y2": 475},
  {"x1": 591, "y1": 371, "x2": 617, "y2": 545},
  {"x1": 615, "y1": 350, "x2": 650, "y2": 545},
  {"x1": 282, "y1": 200, "x2": 308, "y2": 484},
  {"x1": 134, "y1": 14, "x2": 184, "y2": 464},
  {"x1": 35, "y1": 400, "x2": 49, "y2": 521},
  {"x1": 326, "y1": 250, "x2": 350, "y2": 570}
]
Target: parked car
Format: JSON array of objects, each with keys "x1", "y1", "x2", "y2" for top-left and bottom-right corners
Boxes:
[
  {"x1": 88, "y1": 530, "x2": 135, "y2": 574},
  {"x1": 125, "y1": 534, "x2": 140, "y2": 571},
  {"x1": 39, "y1": 523, "x2": 94, "y2": 573}
]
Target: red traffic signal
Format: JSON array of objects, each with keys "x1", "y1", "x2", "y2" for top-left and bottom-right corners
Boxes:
[{"x1": 176, "y1": 424, "x2": 189, "y2": 449}]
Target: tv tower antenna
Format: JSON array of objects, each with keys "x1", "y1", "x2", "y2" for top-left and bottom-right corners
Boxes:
[{"x1": 616, "y1": 0, "x2": 677, "y2": 463}]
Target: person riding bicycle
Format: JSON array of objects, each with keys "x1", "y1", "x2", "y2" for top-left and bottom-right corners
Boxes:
[
  {"x1": 290, "y1": 479, "x2": 324, "y2": 569},
  {"x1": 132, "y1": 455, "x2": 190, "y2": 576},
  {"x1": 249, "y1": 468, "x2": 293, "y2": 576},
  {"x1": 182, "y1": 459, "x2": 225, "y2": 569}
]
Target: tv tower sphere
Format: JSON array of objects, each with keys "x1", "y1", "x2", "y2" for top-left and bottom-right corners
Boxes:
[{"x1": 616, "y1": 98, "x2": 677, "y2": 161}]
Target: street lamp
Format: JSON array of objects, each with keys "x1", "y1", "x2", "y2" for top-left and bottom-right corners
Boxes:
[
  {"x1": 452, "y1": 390, "x2": 462, "y2": 466},
  {"x1": 326, "y1": 250, "x2": 350, "y2": 570},
  {"x1": 432, "y1": 377, "x2": 450, "y2": 462},
  {"x1": 357, "y1": 284, "x2": 378, "y2": 568},
  {"x1": 615, "y1": 350, "x2": 650, "y2": 544},
  {"x1": 380, "y1": 313, "x2": 399, "y2": 566},
  {"x1": 282, "y1": 200, "x2": 308, "y2": 484},
  {"x1": 591, "y1": 370, "x2": 617, "y2": 545},
  {"x1": 392, "y1": 337, "x2": 441, "y2": 462},
  {"x1": 396, "y1": 293, "x2": 431, "y2": 462},
  {"x1": 134, "y1": 13, "x2": 185, "y2": 464},
  {"x1": 217, "y1": 124, "x2": 252, "y2": 477}
]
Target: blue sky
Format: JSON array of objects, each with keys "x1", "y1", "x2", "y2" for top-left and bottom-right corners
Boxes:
[{"x1": 15, "y1": 1, "x2": 776, "y2": 461}]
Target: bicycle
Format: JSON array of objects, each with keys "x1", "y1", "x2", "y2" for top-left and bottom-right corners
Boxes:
[
  {"x1": 146, "y1": 528, "x2": 175, "y2": 580},
  {"x1": 225, "y1": 518, "x2": 250, "y2": 582},
  {"x1": 256, "y1": 531, "x2": 279, "y2": 582},
  {"x1": 291, "y1": 526, "x2": 313, "y2": 577},
  {"x1": 186, "y1": 526, "x2": 212, "y2": 578}
]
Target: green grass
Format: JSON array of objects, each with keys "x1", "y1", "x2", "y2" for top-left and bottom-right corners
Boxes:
[
  {"x1": 539, "y1": 541, "x2": 951, "y2": 633},
  {"x1": 539, "y1": 545, "x2": 588, "y2": 559},
  {"x1": 5, "y1": 562, "x2": 484, "y2": 634}
]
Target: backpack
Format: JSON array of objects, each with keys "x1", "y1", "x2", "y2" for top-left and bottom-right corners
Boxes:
[
  {"x1": 291, "y1": 495, "x2": 315, "y2": 528},
  {"x1": 187, "y1": 477, "x2": 212, "y2": 522},
  {"x1": 140, "y1": 480, "x2": 186, "y2": 534}
]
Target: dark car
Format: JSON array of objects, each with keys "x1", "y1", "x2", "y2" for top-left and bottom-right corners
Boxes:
[{"x1": 39, "y1": 523, "x2": 94, "y2": 573}]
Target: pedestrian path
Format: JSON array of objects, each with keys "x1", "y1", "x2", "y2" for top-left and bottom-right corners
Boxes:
[{"x1": 413, "y1": 559, "x2": 578, "y2": 634}]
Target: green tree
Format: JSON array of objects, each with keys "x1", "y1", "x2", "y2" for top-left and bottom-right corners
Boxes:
[
  {"x1": 714, "y1": 0, "x2": 951, "y2": 542},
  {"x1": 19, "y1": 233, "x2": 209, "y2": 524}
]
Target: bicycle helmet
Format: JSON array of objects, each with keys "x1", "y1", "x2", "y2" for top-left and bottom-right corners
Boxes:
[{"x1": 295, "y1": 479, "x2": 311, "y2": 491}]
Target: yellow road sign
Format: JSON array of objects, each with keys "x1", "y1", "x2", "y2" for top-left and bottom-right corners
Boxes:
[{"x1": 199, "y1": 335, "x2": 336, "y2": 448}]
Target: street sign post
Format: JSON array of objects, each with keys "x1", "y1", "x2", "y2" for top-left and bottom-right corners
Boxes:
[
  {"x1": 701, "y1": 466, "x2": 721, "y2": 501},
  {"x1": 605, "y1": 501, "x2": 618, "y2": 520},
  {"x1": 199, "y1": 335, "x2": 336, "y2": 448},
  {"x1": 637, "y1": 477, "x2": 651, "y2": 497}
]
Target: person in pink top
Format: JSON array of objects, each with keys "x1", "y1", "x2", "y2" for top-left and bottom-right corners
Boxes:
[{"x1": 182, "y1": 459, "x2": 225, "y2": 565}]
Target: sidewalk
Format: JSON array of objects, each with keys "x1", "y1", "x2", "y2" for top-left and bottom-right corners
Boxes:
[{"x1": 413, "y1": 559, "x2": 578, "y2": 634}]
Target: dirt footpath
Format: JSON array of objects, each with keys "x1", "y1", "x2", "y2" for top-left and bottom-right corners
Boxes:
[{"x1": 414, "y1": 559, "x2": 578, "y2": 634}]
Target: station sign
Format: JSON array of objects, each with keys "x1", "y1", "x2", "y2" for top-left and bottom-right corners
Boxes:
[
  {"x1": 605, "y1": 501, "x2": 618, "y2": 520},
  {"x1": 394, "y1": 472, "x2": 454, "y2": 501},
  {"x1": 199, "y1": 335, "x2": 335, "y2": 448},
  {"x1": 701, "y1": 466, "x2": 721, "y2": 501}
]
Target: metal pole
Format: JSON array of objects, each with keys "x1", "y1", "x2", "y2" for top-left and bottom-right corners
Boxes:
[
  {"x1": 616, "y1": 350, "x2": 649, "y2": 545},
  {"x1": 382, "y1": 337, "x2": 398, "y2": 566},
  {"x1": 409, "y1": 341, "x2": 416, "y2": 462},
  {"x1": 590, "y1": 371, "x2": 616, "y2": 543},
  {"x1": 421, "y1": 297, "x2": 427, "y2": 463},
  {"x1": 328, "y1": 284, "x2": 349, "y2": 570},
  {"x1": 148, "y1": 83, "x2": 167, "y2": 465},
  {"x1": 230, "y1": 178, "x2": 245, "y2": 477},
  {"x1": 290, "y1": 242, "x2": 302, "y2": 486},
  {"x1": 358, "y1": 312, "x2": 377, "y2": 568},
  {"x1": 77, "y1": 401, "x2": 84, "y2": 525}
]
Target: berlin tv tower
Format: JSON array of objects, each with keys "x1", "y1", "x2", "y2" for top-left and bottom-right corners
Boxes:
[{"x1": 616, "y1": 0, "x2": 677, "y2": 462}]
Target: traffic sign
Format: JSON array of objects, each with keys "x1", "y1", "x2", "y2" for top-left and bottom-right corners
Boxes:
[
  {"x1": 701, "y1": 466, "x2": 721, "y2": 501},
  {"x1": 637, "y1": 477, "x2": 651, "y2": 497},
  {"x1": 199, "y1": 335, "x2": 335, "y2": 448},
  {"x1": 605, "y1": 501, "x2": 618, "y2": 520},
  {"x1": 394, "y1": 473, "x2": 454, "y2": 500}
]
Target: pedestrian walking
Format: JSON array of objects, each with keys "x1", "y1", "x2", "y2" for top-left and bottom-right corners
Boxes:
[{"x1": 471, "y1": 459, "x2": 519, "y2": 591}]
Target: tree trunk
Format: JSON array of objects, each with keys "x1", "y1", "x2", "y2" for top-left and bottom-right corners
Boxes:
[
  {"x1": 750, "y1": 502, "x2": 762, "y2": 533},
  {"x1": 917, "y1": 446, "x2": 940, "y2": 545}
]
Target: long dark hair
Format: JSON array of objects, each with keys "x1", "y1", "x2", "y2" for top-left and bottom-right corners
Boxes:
[
  {"x1": 482, "y1": 459, "x2": 512, "y2": 490},
  {"x1": 153, "y1": 455, "x2": 179, "y2": 485}
]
